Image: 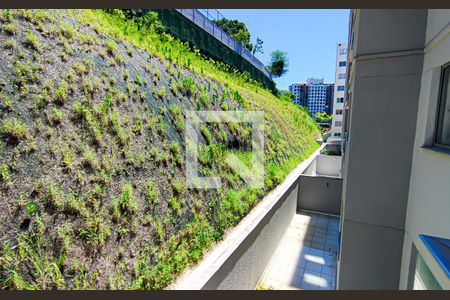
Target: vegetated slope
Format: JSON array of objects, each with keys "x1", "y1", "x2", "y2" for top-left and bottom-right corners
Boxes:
[{"x1": 0, "y1": 9, "x2": 320, "y2": 289}]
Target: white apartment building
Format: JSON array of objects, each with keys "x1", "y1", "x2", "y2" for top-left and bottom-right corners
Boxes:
[
  {"x1": 330, "y1": 42, "x2": 348, "y2": 137},
  {"x1": 339, "y1": 9, "x2": 450, "y2": 290}
]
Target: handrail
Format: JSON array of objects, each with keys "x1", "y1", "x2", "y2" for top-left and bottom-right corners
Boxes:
[
  {"x1": 198, "y1": 9, "x2": 226, "y2": 22},
  {"x1": 176, "y1": 9, "x2": 272, "y2": 80}
]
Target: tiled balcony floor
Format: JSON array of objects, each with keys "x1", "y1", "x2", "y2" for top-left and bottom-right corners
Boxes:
[{"x1": 258, "y1": 210, "x2": 339, "y2": 290}]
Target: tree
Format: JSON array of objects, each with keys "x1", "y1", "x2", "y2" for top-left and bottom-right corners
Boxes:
[
  {"x1": 315, "y1": 112, "x2": 332, "y2": 123},
  {"x1": 252, "y1": 37, "x2": 264, "y2": 56},
  {"x1": 213, "y1": 18, "x2": 253, "y2": 51},
  {"x1": 267, "y1": 50, "x2": 289, "y2": 78}
]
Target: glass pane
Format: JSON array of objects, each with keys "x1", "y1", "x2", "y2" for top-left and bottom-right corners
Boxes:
[
  {"x1": 413, "y1": 254, "x2": 443, "y2": 290},
  {"x1": 436, "y1": 65, "x2": 450, "y2": 146}
]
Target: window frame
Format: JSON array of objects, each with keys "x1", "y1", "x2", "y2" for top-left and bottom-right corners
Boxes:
[{"x1": 433, "y1": 61, "x2": 450, "y2": 150}]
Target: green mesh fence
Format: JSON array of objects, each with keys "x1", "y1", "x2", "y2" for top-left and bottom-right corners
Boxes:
[{"x1": 152, "y1": 9, "x2": 276, "y2": 92}]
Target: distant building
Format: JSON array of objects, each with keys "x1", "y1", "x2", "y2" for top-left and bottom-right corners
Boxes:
[
  {"x1": 330, "y1": 42, "x2": 348, "y2": 137},
  {"x1": 289, "y1": 82, "x2": 308, "y2": 106},
  {"x1": 288, "y1": 78, "x2": 334, "y2": 116}
]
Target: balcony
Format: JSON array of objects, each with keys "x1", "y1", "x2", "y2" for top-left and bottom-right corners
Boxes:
[
  {"x1": 258, "y1": 211, "x2": 339, "y2": 290},
  {"x1": 170, "y1": 143, "x2": 342, "y2": 290}
]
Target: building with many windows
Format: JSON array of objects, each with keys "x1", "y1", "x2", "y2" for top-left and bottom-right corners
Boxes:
[
  {"x1": 330, "y1": 42, "x2": 348, "y2": 137},
  {"x1": 288, "y1": 82, "x2": 308, "y2": 106},
  {"x1": 289, "y1": 78, "x2": 334, "y2": 116}
]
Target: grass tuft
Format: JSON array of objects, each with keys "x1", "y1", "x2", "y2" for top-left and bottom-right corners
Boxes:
[{"x1": 1, "y1": 117, "x2": 29, "y2": 140}]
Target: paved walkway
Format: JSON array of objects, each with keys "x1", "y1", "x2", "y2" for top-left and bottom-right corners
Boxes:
[{"x1": 258, "y1": 211, "x2": 339, "y2": 290}]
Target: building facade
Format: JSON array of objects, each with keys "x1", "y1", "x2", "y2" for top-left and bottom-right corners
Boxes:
[
  {"x1": 288, "y1": 78, "x2": 334, "y2": 116},
  {"x1": 330, "y1": 42, "x2": 348, "y2": 137},
  {"x1": 288, "y1": 82, "x2": 308, "y2": 106},
  {"x1": 338, "y1": 9, "x2": 450, "y2": 290}
]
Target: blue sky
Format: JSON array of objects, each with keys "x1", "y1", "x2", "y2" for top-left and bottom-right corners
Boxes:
[{"x1": 217, "y1": 9, "x2": 350, "y2": 90}]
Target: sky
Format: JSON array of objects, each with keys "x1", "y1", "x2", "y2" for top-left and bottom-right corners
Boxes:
[{"x1": 216, "y1": 9, "x2": 350, "y2": 90}]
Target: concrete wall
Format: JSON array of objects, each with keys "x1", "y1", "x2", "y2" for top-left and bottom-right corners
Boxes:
[
  {"x1": 316, "y1": 155, "x2": 342, "y2": 177},
  {"x1": 210, "y1": 182, "x2": 298, "y2": 289},
  {"x1": 298, "y1": 176, "x2": 342, "y2": 216},
  {"x1": 399, "y1": 9, "x2": 450, "y2": 290},
  {"x1": 302, "y1": 154, "x2": 342, "y2": 177},
  {"x1": 353, "y1": 9, "x2": 427, "y2": 56},
  {"x1": 338, "y1": 9, "x2": 428, "y2": 289},
  {"x1": 303, "y1": 159, "x2": 317, "y2": 176}
]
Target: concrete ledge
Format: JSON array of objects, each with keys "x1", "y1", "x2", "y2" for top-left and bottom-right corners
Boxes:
[{"x1": 170, "y1": 144, "x2": 324, "y2": 290}]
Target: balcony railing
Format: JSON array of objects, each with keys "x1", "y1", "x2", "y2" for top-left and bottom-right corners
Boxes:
[{"x1": 176, "y1": 9, "x2": 272, "y2": 80}]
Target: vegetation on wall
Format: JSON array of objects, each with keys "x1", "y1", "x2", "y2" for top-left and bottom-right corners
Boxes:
[
  {"x1": 0, "y1": 9, "x2": 320, "y2": 289},
  {"x1": 279, "y1": 90, "x2": 296, "y2": 102},
  {"x1": 315, "y1": 111, "x2": 332, "y2": 123},
  {"x1": 213, "y1": 17, "x2": 255, "y2": 52}
]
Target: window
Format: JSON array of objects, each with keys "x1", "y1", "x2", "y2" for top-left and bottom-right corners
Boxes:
[
  {"x1": 336, "y1": 109, "x2": 343, "y2": 115},
  {"x1": 334, "y1": 133, "x2": 342, "y2": 137},
  {"x1": 339, "y1": 48, "x2": 347, "y2": 55},
  {"x1": 413, "y1": 252, "x2": 442, "y2": 290},
  {"x1": 335, "y1": 121, "x2": 342, "y2": 126},
  {"x1": 435, "y1": 63, "x2": 450, "y2": 149},
  {"x1": 337, "y1": 97, "x2": 344, "y2": 103},
  {"x1": 337, "y1": 86, "x2": 345, "y2": 91},
  {"x1": 338, "y1": 73, "x2": 346, "y2": 80},
  {"x1": 339, "y1": 61, "x2": 346, "y2": 67}
]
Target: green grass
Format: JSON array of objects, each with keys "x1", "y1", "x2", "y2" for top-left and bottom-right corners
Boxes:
[
  {"x1": 112, "y1": 183, "x2": 138, "y2": 219},
  {"x1": 180, "y1": 76, "x2": 196, "y2": 96},
  {"x1": 1, "y1": 117, "x2": 29, "y2": 140},
  {"x1": 105, "y1": 39, "x2": 118, "y2": 57},
  {"x1": 82, "y1": 147, "x2": 100, "y2": 170},
  {"x1": 54, "y1": 80, "x2": 68, "y2": 103},
  {"x1": 154, "y1": 86, "x2": 166, "y2": 99},
  {"x1": 78, "y1": 213, "x2": 112, "y2": 247},
  {"x1": 47, "y1": 107, "x2": 63, "y2": 125},
  {"x1": 145, "y1": 179, "x2": 160, "y2": 208},
  {"x1": 0, "y1": 163, "x2": 11, "y2": 184},
  {"x1": 5, "y1": 21, "x2": 18, "y2": 35},
  {"x1": 24, "y1": 32, "x2": 41, "y2": 51},
  {"x1": 168, "y1": 196, "x2": 183, "y2": 216},
  {"x1": 171, "y1": 177, "x2": 185, "y2": 195}
]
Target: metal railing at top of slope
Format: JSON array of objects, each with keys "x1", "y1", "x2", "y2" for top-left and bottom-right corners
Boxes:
[
  {"x1": 176, "y1": 9, "x2": 272, "y2": 80},
  {"x1": 198, "y1": 9, "x2": 226, "y2": 22}
]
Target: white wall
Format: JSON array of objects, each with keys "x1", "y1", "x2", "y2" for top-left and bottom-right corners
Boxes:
[
  {"x1": 316, "y1": 155, "x2": 342, "y2": 177},
  {"x1": 399, "y1": 9, "x2": 450, "y2": 290},
  {"x1": 338, "y1": 9, "x2": 427, "y2": 289}
]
